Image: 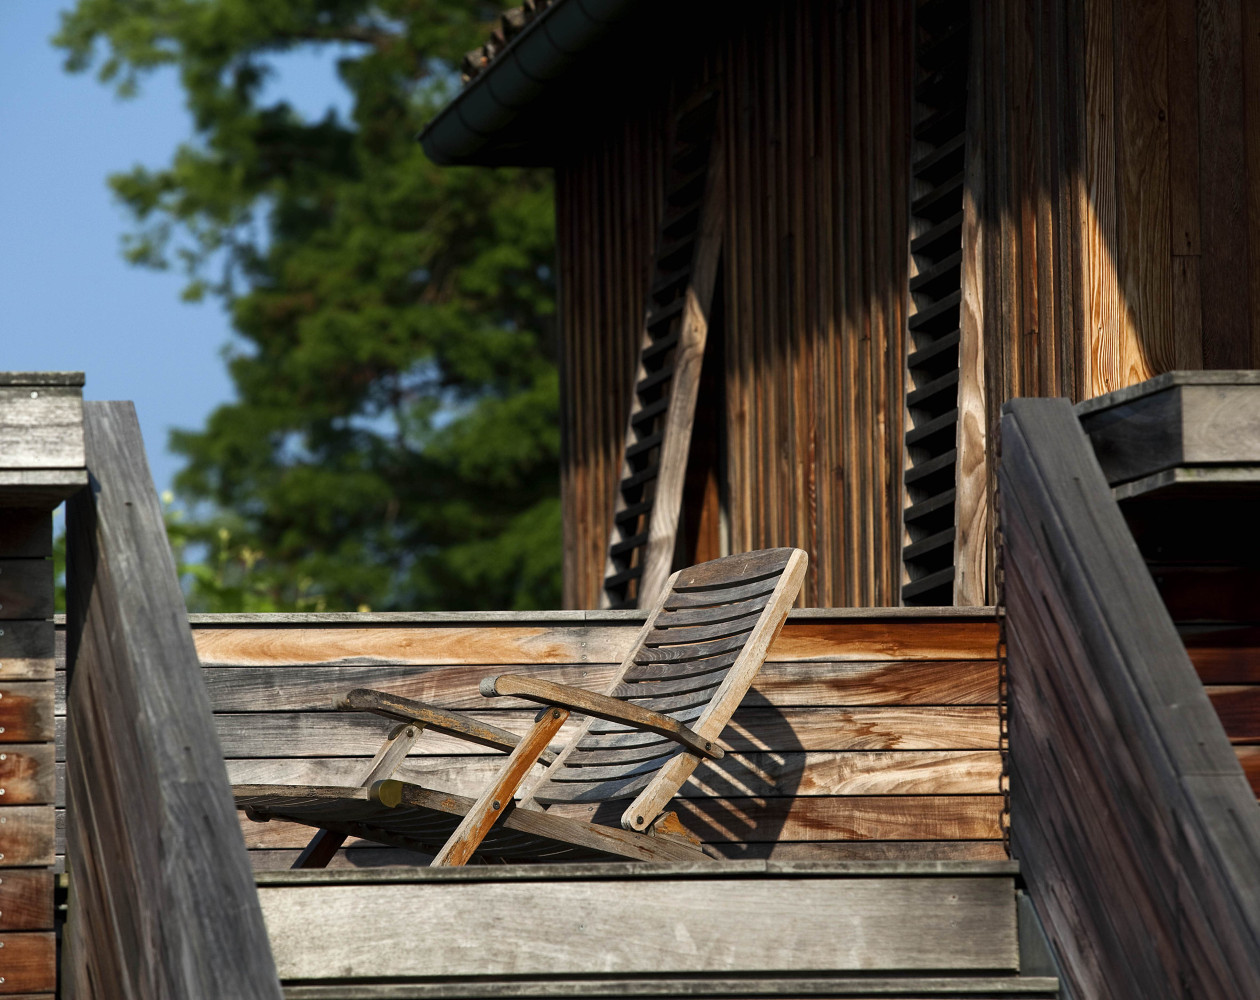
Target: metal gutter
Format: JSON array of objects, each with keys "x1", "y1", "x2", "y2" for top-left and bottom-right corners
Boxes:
[{"x1": 419, "y1": 0, "x2": 647, "y2": 165}]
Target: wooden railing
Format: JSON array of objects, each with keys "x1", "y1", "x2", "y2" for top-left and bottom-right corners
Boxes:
[
  {"x1": 63, "y1": 402, "x2": 280, "y2": 998},
  {"x1": 1000, "y1": 397, "x2": 1260, "y2": 998}
]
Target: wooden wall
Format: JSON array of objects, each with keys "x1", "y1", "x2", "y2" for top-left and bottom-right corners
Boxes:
[
  {"x1": 556, "y1": 0, "x2": 1260, "y2": 611},
  {"x1": 54, "y1": 611, "x2": 1005, "y2": 869},
  {"x1": 1077, "y1": 0, "x2": 1260, "y2": 387},
  {"x1": 557, "y1": 0, "x2": 911, "y2": 610}
]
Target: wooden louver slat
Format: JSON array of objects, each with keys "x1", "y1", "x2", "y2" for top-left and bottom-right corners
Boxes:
[
  {"x1": 600, "y1": 89, "x2": 725, "y2": 610},
  {"x1": 902, "y1": 0, "x2": 971, "y2": 607}
]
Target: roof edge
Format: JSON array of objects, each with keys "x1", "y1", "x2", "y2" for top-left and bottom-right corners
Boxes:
[{"x1": 419, "y1": 0, "x2": 645, "y2": 165}]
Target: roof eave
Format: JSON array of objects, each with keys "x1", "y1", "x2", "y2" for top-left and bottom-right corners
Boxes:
[{"x1": 419, "y1": 0, "x2": 645, "y2": 166}]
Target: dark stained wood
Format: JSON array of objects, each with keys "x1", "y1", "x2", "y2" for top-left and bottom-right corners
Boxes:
[
  {"x1": 0, "y1": 513, "x2": 51, "y2": 560},
  {"x1": 0, "y1": 932, "x2": 55, "y2": 993},
  {"x1": 0, "y1": 871, "x2": 53, "y2": 930},
  {"x1": 63, "y1": 402, "x2": 282, "y2": 997},
  {"x1": 0, "y1": 563, "x2": 52, "y2": 622},
  {"x1": 0, "y1": 623, "x2": 54, "y2": 682},
  {"x1": 1001, "y1": 397, "x2": 1260, "y2": 998},
  {"x1": 0, "y1": 684, "x2": 52, "y2": 743},
  {"x1": 0, "y1": 744, "x2": 54, "y2": 805},
  {"x1": 0, "y1": 807, "x2": 54, "y2": 867}
]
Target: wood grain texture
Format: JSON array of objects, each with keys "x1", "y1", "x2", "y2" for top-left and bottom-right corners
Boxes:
[
  {"x1": 191, "y1": 618, "x2": 998, "y2": 666},
  {"x1": 0, "y1": 807, "x2": 53, "y2": 867},
  {"x1": 0, "y1": 871, "x2": 53, "y2": 930},
  {"x1": 257, "y1": 875, "x2": 1017, "y2": 980},
  {"x1": 0, "y1": 685, "x2": 52, "y2": 744},
  {"x1": 0, "y1": 388, "x2": 84, "y2": 471},
  {"x1": 0, "y1": 745, "x2": 54, "y2": 805},
  {"x1": 0, "y1": 624, "x2": 54, "y2": 682},
  {"x1": 63, "y1": 402, "x2": 281, "y2": 998},
  {"x1": 0, "y1": 932, "x2": 55, "y2": 993},
  {"x1": 1001, "y1": 396, "x2": 1260, "y2": 998}
]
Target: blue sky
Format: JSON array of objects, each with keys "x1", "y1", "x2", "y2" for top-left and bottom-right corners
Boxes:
[{"x1": 0, "y1": 2, "x2": 349, "y2": 497}]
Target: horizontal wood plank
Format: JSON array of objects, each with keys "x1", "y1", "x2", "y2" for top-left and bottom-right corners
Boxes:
[
  {"x1": 0, "y1": 625, "x2": 53, "y2": 682},
  {"x1": 0, "y1": 563, "x2": 52, "y2": 621},
  {"x1": 0, "y1": 685, "x2": 52, "y2": 744},
  {"x1": 217, "y1": 750, "x2": 1003, "y2": 799},
  {"x1": 191, "y1": 620, "x2": 997, "y2": 667},
  {"x1": 186, "y1": 660, "x2": 998, "y2": 713},
  {"x1": 257, "y1": 876, "x2": 1016, "y2": 979},
  {"x1": 0, "y1": 932, "x2": 55, "y2": 993},
  {"x1": 0, "y1": 807, "x2": 53, "y2": 867},
  {"x1": 0, "y1": 513, "x2": 51, "y2": 560},
  {"x1": 242, "y1": 839, "x2": 1011, "y2": 870},
  {"x1": 0, "y1": 746, "x2": 53, "y2": 805},
  {"x1": 0, "y1": 386, "x2": 84, "y2": 471},
  {"x1": 0, "y1": 872, "x2": 53, "y2": 930}
]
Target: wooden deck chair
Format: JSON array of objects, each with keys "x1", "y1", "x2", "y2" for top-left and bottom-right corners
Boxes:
[{"x1": 235, "y1": 548, "x2": 807, "y2": 867}]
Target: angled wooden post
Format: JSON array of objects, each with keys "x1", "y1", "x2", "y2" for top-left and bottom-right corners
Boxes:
[{"x1": 64, "y1": 402, "x2": 281, "y2": 998}]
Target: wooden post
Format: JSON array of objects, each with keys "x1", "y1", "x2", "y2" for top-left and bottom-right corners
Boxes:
[
  {"x1": 0, "y1": 373, "x2": 86, "y2": 998},
  {"x1": 64, "y1": 401, "x2": 281, "y2": 998}
]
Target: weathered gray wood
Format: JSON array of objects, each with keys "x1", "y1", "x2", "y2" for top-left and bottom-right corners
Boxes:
[
  {"x1": 276, "y1": 977, "x2": 1060, "y2": 999},
  {"x1": 481, "y1": 674, "x2": 723, "y2": 759},
  {"x1": 1001, "y1": 397, "x2": 1260, "y2": 999},
  {"x1": 63, "y1": 402, "x2": 281, "y2": 998},
  {"x1": 1077, "y1": 373, "x2": 1260, "y2": 486},
  {"x1": 343, "y1": 688, "x2": 553, "y2": 760},
  {"x1": 258, "y1": 874, "x2": 1016, "y2": 979},
  {"x1": 0, "y1": 383, "x2": 85, "y2": 471}
]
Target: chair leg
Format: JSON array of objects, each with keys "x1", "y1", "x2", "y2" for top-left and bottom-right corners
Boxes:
[
  {"x1": 291, "y1": 722, "x2": 424, "y2": 870},
  {"x1": 292, "y1": 829, "x2": 349, "y2": 869},
  {"x1": 431, "y1": 707, "x2": 569, "y2": 867}
]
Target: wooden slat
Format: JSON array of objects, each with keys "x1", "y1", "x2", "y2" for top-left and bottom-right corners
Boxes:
[
  {"x1": 0, "y1": 932, "x2": 55, "y2": 994},
  {"x1": 0, "y1": 807, "x2": 53, "y2": 867},
  {"x1": 0, "y1": 624, "x2": 54, "y2": 682},
  {"x1": 220, "y1": 750, "x2": 1002, "y2": 800},
  {"x1": 0, "y1": 871, "x2": 53, "y2": 930},
  {"x1": 190, "y1": 617, "x2": 998, "y2": 666},
  {"x1": 0, "y1": 385, "x2": 84, "y2": 471},
  {"x1": 257, "y1": 875, "x2": 1016, "y2": 980},
  {"x1": 0, "y1": 745, "x2": 54, "y2": 805},
  {"x1": 63, "y1": 402, "x2": 282, "y2": 998},
  {"x1": 0, "y1": 685, "x2": 52, "y2": 744}
]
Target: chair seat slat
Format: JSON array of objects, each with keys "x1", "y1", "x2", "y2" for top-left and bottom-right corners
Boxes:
[
  {"x1": 653, "y1": 593, "x2": 774, "y2": 628},
  {"x1": 644, "y1": 609, "x2": 763, "y2": 646},
  {"x1": 662, "y1": 577, "x2": 781, "y2": 609}
]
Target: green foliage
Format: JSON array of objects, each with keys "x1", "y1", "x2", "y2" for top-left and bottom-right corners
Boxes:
[{"x1": 57, "y1": 0, "x2": 561, "y2": 611}]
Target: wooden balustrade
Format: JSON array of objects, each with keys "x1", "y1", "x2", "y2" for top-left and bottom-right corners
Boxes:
[
  {"x1": 63, "y1": 401, "x2": 280, "y2": 998},
  {"x1": 1000, "y1": 397, "x2": 1260, "y2": 998}
]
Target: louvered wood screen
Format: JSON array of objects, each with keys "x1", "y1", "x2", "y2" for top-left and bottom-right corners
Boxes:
[
  {"x1": 601, "y1": 90, "x2": 723, "y2": 609},
  {"x1": 901, "y1": 0, "x2": 971, "y2": 606}
]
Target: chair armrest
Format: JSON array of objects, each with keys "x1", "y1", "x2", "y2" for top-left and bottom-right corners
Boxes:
[
  {"x1": 479, "y1": 675, "x2": 724, "y2": 760},
  {"x1": 342, "y1": 688, "x2": 557, "y2": 765}
]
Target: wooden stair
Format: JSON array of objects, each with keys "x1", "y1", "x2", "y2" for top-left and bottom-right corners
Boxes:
[
  {"x1": 1077, "y1": 372, "x2": 1260, "y2": 799},
  {"x1": 257, "y1": 860, "x2": 1059, "y2": 998},
  {"x1": 601, "y1": 88, "x2": 724, "y2": 610}
]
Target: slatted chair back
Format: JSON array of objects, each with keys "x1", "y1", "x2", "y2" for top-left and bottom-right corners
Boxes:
[{"x1": 523, "y1": 548, "x2": 808, "y2": 833}]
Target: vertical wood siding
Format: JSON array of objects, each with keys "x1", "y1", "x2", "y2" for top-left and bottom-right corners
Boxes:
[
  {"x1": 557, "y1": 0, "x2": 1260, "y2": 610},
  {"x1": 558, "y1": 0, "x2": 911, "y2": 609}
]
